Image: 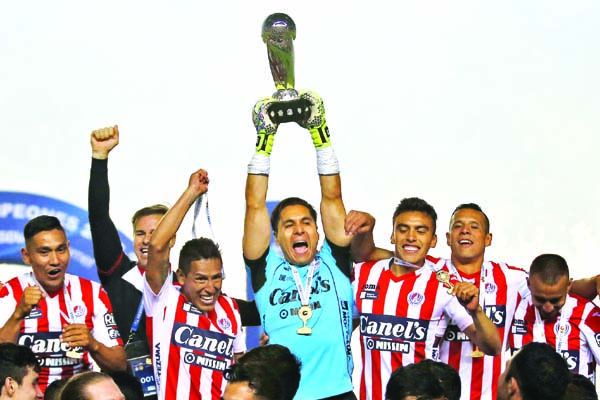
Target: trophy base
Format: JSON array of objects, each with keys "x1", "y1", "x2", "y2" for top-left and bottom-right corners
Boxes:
[{"x1": 268, "y1": 98, "x2": 310, "y2": 123}]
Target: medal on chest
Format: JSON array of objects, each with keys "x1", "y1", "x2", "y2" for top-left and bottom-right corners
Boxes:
[{"x1": 290, "y1": 260, "x2": 319, "y2": 336}]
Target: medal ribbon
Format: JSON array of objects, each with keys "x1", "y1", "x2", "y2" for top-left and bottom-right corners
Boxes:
[{"x1": 290, "y1": 259, "x2": 319, "y2": 307}]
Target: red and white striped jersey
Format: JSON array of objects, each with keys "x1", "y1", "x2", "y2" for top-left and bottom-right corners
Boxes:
[
  {"x1": 353, "y1": 258, "x2": 474, "y2": 400},
  {"x1": 510, "y1": 293, "x2": 600, "y2": 381},
  {"x1": 431, "y1": 257, "x2": 529, "y2": 400},
  {"x1": 144, "y1": 278, "x2": 245, "y2": 400},
  {"x1": 0, "y1": 272, "x2": 122, "y2": 393}
]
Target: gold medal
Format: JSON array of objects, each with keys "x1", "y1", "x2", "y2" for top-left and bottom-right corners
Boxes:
[
  {"x1": 296, "y1": 305, "x2": 312, "y2": 335},
  {"x1": 470, "y1": 344, "x2": 484, "y2": 358},
  {"x1": 435, "y1": 270, "x2": 454, "y2": 294}
]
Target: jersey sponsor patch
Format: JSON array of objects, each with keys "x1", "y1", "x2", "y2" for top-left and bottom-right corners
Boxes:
[
  {"x1": 170, "y1": 322, "x2": 235, "y2": 359},
  {"x1": 18, "y1": 331, "x2": 71, "y2": 356},
  {"x1": 25, "y1": 307, "x2": 43, "y2": 320},
  {"x1": 484, "y1": 304, "x2": 506, "y2": 327},
  {"x1": 442, "y1": 324, "x2": 470, "y2": 342},
  {"x1": 560, "y1": 349, "x2": 579, "y2": 371},
  {"x1": 359, "y1": 313, "x2": 429, "y2": 342},
  {"x1": 511, "y1": 319, "x2": 528, "y2": 335},
  {"x1": 181, "y1": 302, "x2": 204, "y2": 315},
  {"x1": 182, "y1": 351, "x2": 229, "y2": 371}
]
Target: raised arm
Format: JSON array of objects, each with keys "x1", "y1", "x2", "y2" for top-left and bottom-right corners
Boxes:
[
  {"x1": 296, "y1": 91, "x2": 350, "y2": 247},
  {"x1": 243, "y1": 97, "x2": 278, "y2": 261},
  {"x1": 145, "y1": 169, "x2": 209, "y2": 294},
  {"x1": 88, "y1": 125, "x2": 124, "y2": 272},
  {"x1": 346, "y1": 210, "x2": 394, "y2": 262}
]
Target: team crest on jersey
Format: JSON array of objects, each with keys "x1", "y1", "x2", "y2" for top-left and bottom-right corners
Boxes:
[
  {"x1": 554, "y1": 322, "x2": 571, "y2": 336},
  {"x1": 484, "y1": 282, "x2": 497, "y2": 294},
  {"x1": 407, "y1": 291, "x2": 424, "y2": 306},
  {"x1": 595, "y1": 332, "x2": 600, "y2": 347},
  {"x1": 72, "y1": 304, "x2": 87, "y2": 319},
  {"x1": 218, "y1": 318, "x2": 232, "y2": 331}
]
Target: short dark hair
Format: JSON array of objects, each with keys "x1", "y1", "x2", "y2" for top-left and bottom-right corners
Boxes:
[
  {"x1": 392, "y1": 197, "x2": 438, "y2": 233},
  {"x1": 0, "y1": 343, "x2": 41, "y2": 386},
  {"x1": 564, "y1": 374, "x2": 598, "y2": 400},
  {"x1": 44, "y1": 377, "x2": 69, "y2": 400},
  {"x1": 416, "y1": 359, "x2": 461, "y2": 400},
  {"x1": 270, "y1": 197, "x2": 318, "y2": 234},
  {"x1": 529, "y1": 254, "x2": 570, "y2": 285},
  {"x1": 224, "y1": 344, "x2": 301, "y2": 400},
  {"x1": 451, "y1": 203, "x2": 490, "y2": 233},
  {"x1": 505, "y1": 342, "x2": 570, "y2": 400},
  {"x1": 60, "y1": 372, "x2": 117, "y2": 400},
  {"x1": 23, "y1": 215, "x2": 65, "y2": 241},
  {"x1": 385, "y1": 362, "x2": 445, "y2": 400},
  {"x1": 131, "y1": 204, "x2": 168, "y2": 227},
  {"x1": 107, "y1": 371, "x2": 144, "y2": 400},
  {"x1": 178, "y1": 237, "x2": 222, "y2": 275}
]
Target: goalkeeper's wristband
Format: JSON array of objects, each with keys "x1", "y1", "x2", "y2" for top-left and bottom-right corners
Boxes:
[
  {"x1": 309, "y1": 121, "x2": 331, "y2": 149},
  {"x1": 316, "y1": 146, "x2": 339, "y2": 175},
  {"x1": 255, "y1": 131, "x2": 275, "y2": 156},
  {"x1": 248, "y1": 153, "x2": 271, "y2": 175}
]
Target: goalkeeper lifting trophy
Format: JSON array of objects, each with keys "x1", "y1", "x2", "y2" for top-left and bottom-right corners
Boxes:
[{"x1": 261, "y1": 13, "x2": 310, "y2": 124}]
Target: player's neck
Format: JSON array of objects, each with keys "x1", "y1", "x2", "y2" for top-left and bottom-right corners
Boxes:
[
  {"x1": 450, "y1": 255, "x2": 483, "y2": 276},
  {"x1": 390, "y1": 261, "x2": 422, "y2": 277}
]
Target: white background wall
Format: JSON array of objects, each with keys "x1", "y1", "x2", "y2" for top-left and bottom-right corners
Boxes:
[{"x1": 1, "y1": 0, "x2": 599, "y2": 313}]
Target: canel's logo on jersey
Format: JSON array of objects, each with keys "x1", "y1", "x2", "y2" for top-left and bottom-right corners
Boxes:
[
  {"x1": 171, "y1": 322, "x2": 235, "y2": 359},
  {"x1": 407, "y1": 292, "x2": 424, "y2": 306},
  {"x1": 18, "y1": 331, "x2": 71, "y2": 355},
  {"x1": 560, "y1": 350, "x2": 579, "y2": 371},
  {"x1": 554, "y1": 322, "x2": 571, "y2": 336},
  {"x1": 268, "y1": 276, "x2": 331, "y2": 306},
  {"x1": 360, "y1": 313, "x2": 428, "y2": 342},
  {"x1": 484, "y1": 305, "x2": 506, "y2": 327},
  {"x1": 484, "y1": 282, "x2": 497, "y2": 294}
]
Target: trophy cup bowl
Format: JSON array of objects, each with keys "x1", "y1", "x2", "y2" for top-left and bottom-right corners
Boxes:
[{"x1": 261, "y1": 13, "x2": 310, "y2": 124}]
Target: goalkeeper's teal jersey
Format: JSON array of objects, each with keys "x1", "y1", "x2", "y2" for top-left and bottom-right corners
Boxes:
[{"x1": 247, "y1": 239, "x2": 355, "y2": 399}]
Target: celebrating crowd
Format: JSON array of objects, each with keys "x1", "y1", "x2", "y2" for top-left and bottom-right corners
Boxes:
[{"x1": 1, "y1": 89, "x2": 600, "y2": 400}]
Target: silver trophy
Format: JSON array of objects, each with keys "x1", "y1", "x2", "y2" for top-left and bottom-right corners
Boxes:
[{"x1": 262, "y1": 13, "x2": 310, "y2": 123}]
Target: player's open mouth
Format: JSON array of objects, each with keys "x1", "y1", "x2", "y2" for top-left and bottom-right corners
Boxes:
[
  {"x1": 458, "y1": 240, "x2": 473, "y2": 245},
  {"x1": 200, "y1": 295, "x2": 215, "y2": 304},
  {"x1": 140, "y1": 248, "x2": 148, "y2": 255},
  {"x1": 48, "y1": 268, "x2": 62, "y2": 277},
  {"x1": 292, "y1": 241, "x2": 309, "y2": 254}
]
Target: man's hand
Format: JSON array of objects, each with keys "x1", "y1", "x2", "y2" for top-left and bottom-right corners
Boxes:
[
  {"x1": 91, "y1": 125, "x2": 119, "y2": 160},
  {"x1": 15, "y1": 286, "x2": 44, "y2": 320},
  {"x1": 252, "y1": 97, "x2": 279, "y2": 156},
  {"x1": 188, "y1": 169, "x2": 210, "y2": 197},
  {"x1": 452, "y1": 282, "x2": 481, "y2": 314},
  {"x1": 345, "y1": 210, "x2": 375, "y2": 236},
  {"x1": 297, "y1": 90, "x2": 330, "y2": 149},
  {"x1": 61, "y1": 323, "x2": 99, "y2": 352}
]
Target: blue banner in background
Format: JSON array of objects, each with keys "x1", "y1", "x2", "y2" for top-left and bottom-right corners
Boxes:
[{"x1": 0, "y1": 192, "x2": 134, "y2": 283}]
